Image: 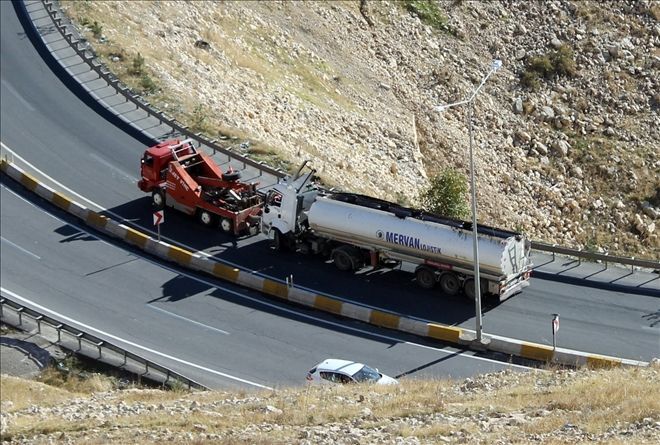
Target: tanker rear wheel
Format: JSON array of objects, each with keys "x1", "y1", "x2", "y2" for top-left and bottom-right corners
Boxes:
[
  {"x1": 464, "y1": 278, "x2": 487, "y2": 301},
  {"x1": 439, "y1": 273, "x2": 460, "y2": 296},
  {"x1": 415, "y1": 267, "x2": 436, "y2": 289}
]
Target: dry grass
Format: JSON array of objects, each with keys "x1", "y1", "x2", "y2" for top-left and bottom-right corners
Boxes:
[{"x1": 2, "y1": 366, "x2": 659, "y2": 443}]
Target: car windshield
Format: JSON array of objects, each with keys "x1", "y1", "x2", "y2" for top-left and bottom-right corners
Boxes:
[{"x1": 352, "y1": 365, "x2": 381, "y2": 383}]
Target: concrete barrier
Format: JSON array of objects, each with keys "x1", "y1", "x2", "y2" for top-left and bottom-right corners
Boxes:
[{"x1": 1, "y1": 159, "x2": 648, "y2": 369}]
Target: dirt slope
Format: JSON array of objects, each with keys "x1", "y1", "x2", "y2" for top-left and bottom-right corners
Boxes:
[{"x1": 61, "y1": 0, "x2": 659, "y2": 257}]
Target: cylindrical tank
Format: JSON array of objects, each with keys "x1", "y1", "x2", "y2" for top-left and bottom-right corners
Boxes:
[{"x1": 307, "y1": 196, "x2": 529, "y2": 279}]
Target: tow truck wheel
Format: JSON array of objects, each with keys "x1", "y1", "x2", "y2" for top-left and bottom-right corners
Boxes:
[
  {"x1": 220, "y1": 218, "x2": 233, "y2": 234},
  {"x1": 152, "y1": 189, "x2": 165, "y2": 210},
  {"x1": 439, "y1": 273, "x2": 460, "y2": 296},
  {"x1": 415, "y1": 267, "x2": 436, "y2": 289},
  {"x1": 197, "y1": 210, "x2": 216, "y2": 227}
]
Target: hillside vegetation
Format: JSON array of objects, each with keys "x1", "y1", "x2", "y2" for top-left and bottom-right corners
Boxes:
[
  {"x1": 59, "y1": 0, "x2": 659, "y2": 258},
  {"x1": 1, "y1": 364, "x2": 659, "y2": 444}
]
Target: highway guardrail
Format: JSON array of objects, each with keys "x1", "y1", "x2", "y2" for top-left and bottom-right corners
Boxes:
[{"x1": 0, "y1": 296, "x2": 208, "y2": 390}]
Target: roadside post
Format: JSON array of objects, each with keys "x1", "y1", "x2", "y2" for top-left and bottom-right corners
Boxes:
[
  {"x1": 153, "y1": 210, "x2": 164, "y2": 241},
  {"x1": 552, "y1": 313, "x2": 560, "y2": 350}
]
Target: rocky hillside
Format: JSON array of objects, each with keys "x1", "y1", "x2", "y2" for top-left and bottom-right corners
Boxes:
[
  {"x1": 2, "y1": 364, "x2": 659, "y2": 444},
  {"x1": 61, "y1": 0, "x2": 659, "y2": 257}
]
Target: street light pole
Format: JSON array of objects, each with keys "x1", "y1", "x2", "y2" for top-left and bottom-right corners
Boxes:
[{"x1": 434, "y1": 59, "x2": 502, "y2": 345}]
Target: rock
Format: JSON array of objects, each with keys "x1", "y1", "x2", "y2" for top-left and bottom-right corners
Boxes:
[
  {"x1": 194, "y1": 40, "x2": 210, "y2": 50},
  {"x1": 516, "y1": 131, "x2": 532, "y2": 144},
  {"x1": 265, "y1": 405, "x2": 283, "y2": 415},
  {"x1": 641, "y1": 202, "x2": 659, "y2": 219},
  {"x1": 513, "y1": 97, "x2": 523, "y2": 114},
  {"x1": 605, "y1": 127, "x2": 616, "y2": 137},
  {"x1": 552, "y1": 140, "x2": 570, "y2": 157},
  {"x1": 571, "y1": 166, "x2": 583, "y2": 178},
  {"x1": 550, "y1": 37, "x2": 562, "y2": 49},
  {"x1": 535, "y1": 141, "x2": 549, "y2": 155},
  {"x1": 607, "y1": 45, "x2": 620, "y2": 59},
  {"x1": 541, "y1": 106, "x2": 555, "y2": 121}
]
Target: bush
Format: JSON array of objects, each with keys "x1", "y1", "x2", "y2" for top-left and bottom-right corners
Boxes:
[
  {"x1": 419, "y1": 168, "x2": 470, "y2": 219},
  {"x1": 552, "y1": 44, "x2": 577, "y2": 77},
  {"x1": 90, "y1": 21, "x2": 103, "y2": 39},
  {"x1": 402, "y1": 0, "x2": 450, "y2": 33},
  {"x1": 129, "y1": 52, "x2": 145, "y2": 76},
  {"x1": 521, "y1": 44, "x2": 576, "y2": 90},
  {"x1": 140, "y1": 74, "x2": 157, "y2": 93}
]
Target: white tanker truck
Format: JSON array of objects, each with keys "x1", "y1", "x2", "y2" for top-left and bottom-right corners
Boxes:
[{"x1": 261, "y1": 163, "x2": 532, "y2": 301}]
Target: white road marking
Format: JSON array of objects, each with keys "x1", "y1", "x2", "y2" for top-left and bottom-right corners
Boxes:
[
  {"x1": 1, "y1": 287, "x2": 271, "y2": 390},
  {"x1": 89, "y1": 152, "x2": 139, "y2": 183},
  {"x1": 0, "y1": 236, "x2": 41, "y2": 260},
  {"x1": 1, "y1": 79, "x2": 35, "y2": 111},
  {"x1": 149, "y1": 304, "x2": 230, "y2": 335}
]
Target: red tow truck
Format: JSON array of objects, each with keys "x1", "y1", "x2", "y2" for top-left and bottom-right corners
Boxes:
[{"x1": 138, "y1": 139, "x2": 263, "y2": 235}]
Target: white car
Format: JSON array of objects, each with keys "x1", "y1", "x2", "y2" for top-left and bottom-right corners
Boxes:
[{"x1": 306, "y1": 358, "x2": 399, "y2": 385}]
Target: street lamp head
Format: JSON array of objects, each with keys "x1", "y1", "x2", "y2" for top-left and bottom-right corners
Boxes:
[{"x1": 492, "y1": 59, "x2": 502, "y2": 71}]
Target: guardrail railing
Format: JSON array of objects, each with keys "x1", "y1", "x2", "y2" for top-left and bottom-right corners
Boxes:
[
  {"x1": 37, "y1": 0, "x2": 286, "y2": 179},
  {"x1": 530, "y1": 241, "x2": 660, "y2": 272},
  {"x1": 26, "y1": 0, "x2": 659, "y2": 272},
  {"x1": 0, "y1": 296, "x2": 208, "y2": 390}
]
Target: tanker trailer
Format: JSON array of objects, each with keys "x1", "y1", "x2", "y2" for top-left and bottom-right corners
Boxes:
[{"x1": 261, "y1": 167, "x2": 532, "y2": 302}]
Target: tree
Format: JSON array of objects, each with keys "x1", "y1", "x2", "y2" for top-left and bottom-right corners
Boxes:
[{"x1": 419, "y1": 168, "x2": 470, "y2": 219}]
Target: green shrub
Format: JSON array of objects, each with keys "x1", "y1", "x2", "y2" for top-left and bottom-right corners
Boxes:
[
  {"x1": 140, "y1": 74, "x2": 157, "y2": 93},
  {"x1": 402, "y1": 0, "x2": 450, "y2": 33},
  {"x1": 90, "y1": 21, "x2": 103, "y2": 39},
  {"x1": 552, "y1": 44, "x2": 577, "y2": 77},
  {"x1": 129, "y1": 53, "x2": 145, "y2": 76},
  {"x1": 521, "y1": 44, "x2": 576, "y2": 89},
  {"x1": 419, "y1": 168, "x2": 470, "y2": 219}
]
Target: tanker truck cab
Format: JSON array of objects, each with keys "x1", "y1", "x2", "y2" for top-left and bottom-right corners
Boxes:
[{"x1": 261, "y1": 161, "x2": 319, "y2": 250}]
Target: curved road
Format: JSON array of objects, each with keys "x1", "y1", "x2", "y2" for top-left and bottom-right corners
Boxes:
[
  {"x1": 1, "y1": 0, "x2": 658, "y2": 371},
  {"x1": 1, "y1": 175, "x2": 524, "y2": 388}
]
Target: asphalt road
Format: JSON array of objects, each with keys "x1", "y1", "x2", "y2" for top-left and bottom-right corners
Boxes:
[
  {"x1": 1, "y1": 0, "x2": 658, "y2": 373},
  {"x1": 1, "y1": 176, "x2": 525, "y2": 388}
]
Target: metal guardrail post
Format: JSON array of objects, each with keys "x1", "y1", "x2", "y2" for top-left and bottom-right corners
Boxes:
[
  {"x1": 145, "y1": 361, "x2": 150, "y2": 374},
  {"x1": 76, "y1": 332, "x2": 84, "y2": 351},
  {"x1": 17, "y1": 307, "x2": 24, "y2": 326},
  {"x1": 95, "y1": 341, "x2": 104, "y2": 359},
  {"x1": 35, "y1": 315, "x2": 44, "y2": 334},
  {"x1": 55, "y1": 324, "x2": 63, "y2": 342},
  {"x1": 122, "y1": 350, "x2": 127, "y2": 366},
  {"x1": 0, "y1": 298, "x2": 4, "y2": 317}
]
